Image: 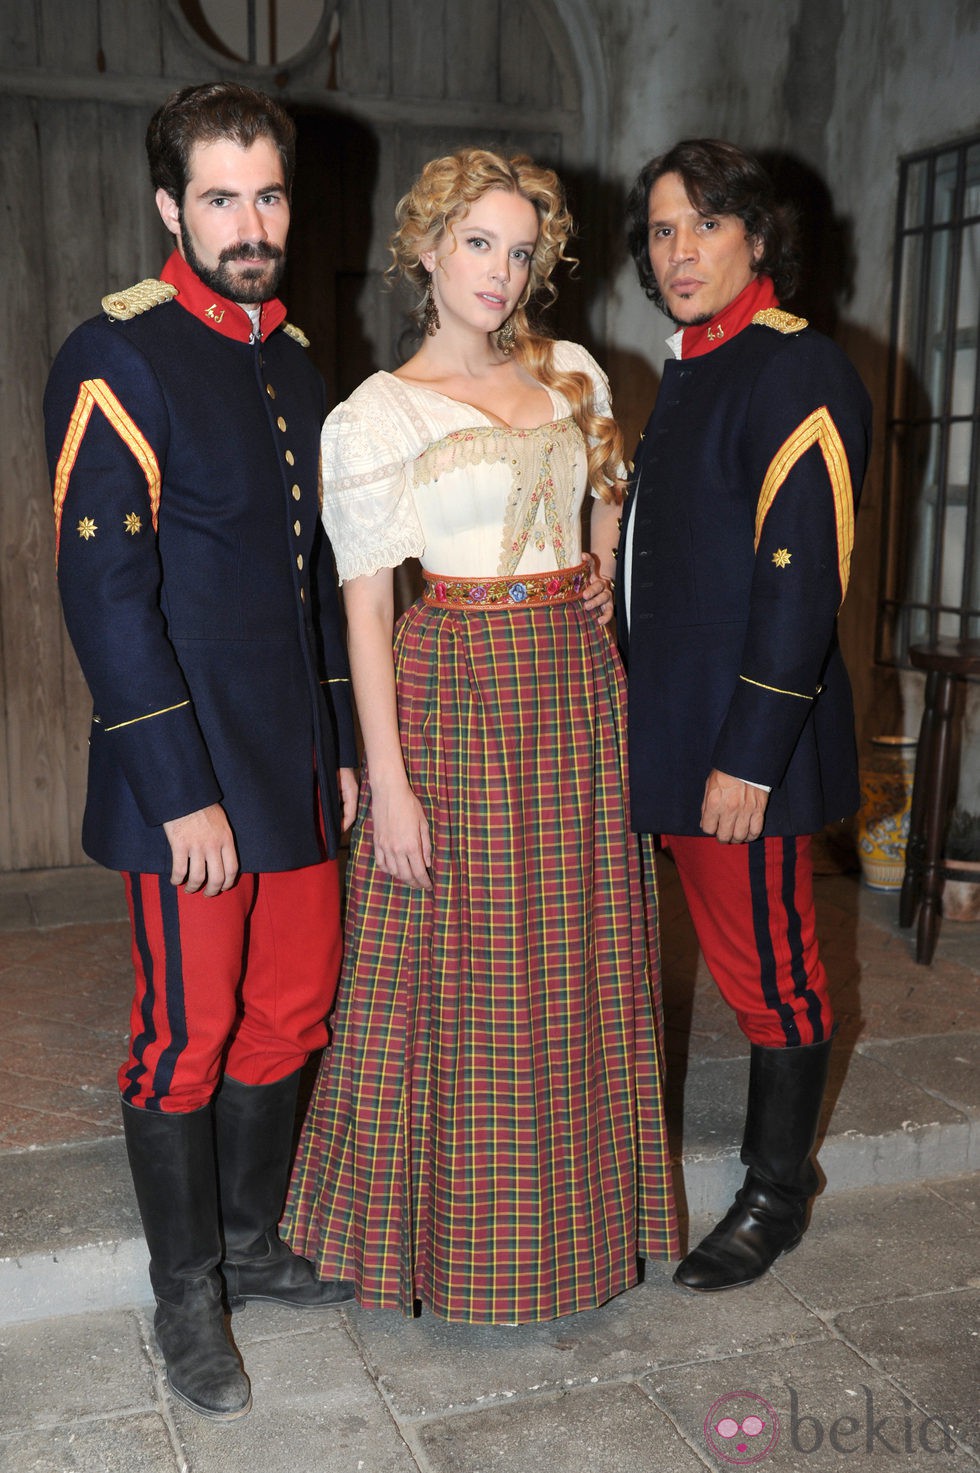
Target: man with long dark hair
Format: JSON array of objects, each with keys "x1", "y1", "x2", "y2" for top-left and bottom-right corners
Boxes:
[
  {"x1": 618, "y1": 139, "x2": 871, "y2": 1293},
  {"x1": 44, "y1": 83, "x2": 357, "y2": 1419}
]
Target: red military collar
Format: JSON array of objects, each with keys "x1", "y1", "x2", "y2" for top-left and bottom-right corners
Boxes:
[
  {"x1": 160, "y1": 250, "x2": 287, "y2": 344},
  {"x1": 680, "y1": 274, "x2": 778, "y2": 359}
]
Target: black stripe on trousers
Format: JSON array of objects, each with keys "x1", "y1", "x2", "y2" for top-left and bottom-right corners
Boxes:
[
  {"x1": 121, "y1": 876, "x2": 191, "y2": 1108},
  {"x1": 748, "y1": 839, "x2": 825, "y2": 1047}
]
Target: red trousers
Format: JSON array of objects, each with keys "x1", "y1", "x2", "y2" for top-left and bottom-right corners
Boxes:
[
  {"x1": 120, "y1": 861, "x2": 342, "y2": 1112},
  {"x1": 663, "y1": 833, "x2": 833, "y2": 1048}
]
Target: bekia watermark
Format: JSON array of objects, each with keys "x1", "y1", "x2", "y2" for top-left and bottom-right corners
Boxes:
[
  {"x1": 704, "y1": 1391, "x2": 780, "y2": 1465},
  {"x1": 705, "y1": 1385, "x2": 955, "y2": 1464}
]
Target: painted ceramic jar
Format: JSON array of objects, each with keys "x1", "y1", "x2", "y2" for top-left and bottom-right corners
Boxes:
[{"x1": 856, "y1": 736, "x2": 918, "y2": 891}]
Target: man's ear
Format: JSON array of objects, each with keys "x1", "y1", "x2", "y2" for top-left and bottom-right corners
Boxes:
[
  {"x1": 750, "y1": 233, "x2": 765, "y2": 266},
  {"x1": 155, "y1": 188, "x2": 181, "y2": 241}
]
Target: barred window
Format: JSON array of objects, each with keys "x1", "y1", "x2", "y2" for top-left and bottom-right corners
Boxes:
[{"x1": 877, "y1": 134, "x2": 980, "y2": 663}]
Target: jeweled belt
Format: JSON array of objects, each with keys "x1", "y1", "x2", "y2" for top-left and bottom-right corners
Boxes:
[{"x1": 421, "y1": 561, "x2": 589, "y2": 609}]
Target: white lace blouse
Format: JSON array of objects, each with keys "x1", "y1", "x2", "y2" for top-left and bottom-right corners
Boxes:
[{"x1": 319, "y1": 340, "x2": 617, "y2": 583}]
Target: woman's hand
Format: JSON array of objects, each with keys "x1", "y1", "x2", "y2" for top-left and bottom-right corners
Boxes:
[
  {"x1": 370, "y1": 780, "x2": 433, "y2": 890},
  {"x1": 339, "y1": 767, "x2": 359, "y2": 832},
  {"x1": 581, "y1": 552, "x2": 615, "y2": 627}
]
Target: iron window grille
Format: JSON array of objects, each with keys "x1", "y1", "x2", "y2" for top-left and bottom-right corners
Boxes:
[{"x1": 877, "y1": 133, "x2": 980, "y2": 664}]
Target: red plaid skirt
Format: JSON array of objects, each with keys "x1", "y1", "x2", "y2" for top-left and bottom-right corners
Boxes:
[{"x1": 283, "y1": 596, "x2": 678, "y2": 1321}]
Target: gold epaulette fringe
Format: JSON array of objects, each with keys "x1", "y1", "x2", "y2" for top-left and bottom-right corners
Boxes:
[
  {"x1": 102, "y1": 280, "x2": 178, "y2": 320},
  {"x1": 752, "y1": 307, "x2": 809, "y2": 334},
  {"x1": 282, "y1": 321, "x2": 310, "y2": 348}
]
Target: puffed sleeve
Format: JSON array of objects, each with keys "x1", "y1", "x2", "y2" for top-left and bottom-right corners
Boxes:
[
  {"x1": 319, "y1": 375, "x2": 427, "y2": 583},
  {"x1": 552, "y1": 340, "x2": 627, "y2": 493}
]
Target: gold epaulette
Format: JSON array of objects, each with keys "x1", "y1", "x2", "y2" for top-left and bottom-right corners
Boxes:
[
  {"x1": 282, "y1": 321, "x2": 310, "y2": 348},
  {"x1": 752, "y1": 307, "x2": 808, "y2": 334},
  {"x1": 101, "y1": 279, "x2": 178, "y2": 321}
]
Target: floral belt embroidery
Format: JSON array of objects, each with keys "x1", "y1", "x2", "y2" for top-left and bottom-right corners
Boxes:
[{"x1": 421, "y1": 561, "x2": 589, "y2": 609}]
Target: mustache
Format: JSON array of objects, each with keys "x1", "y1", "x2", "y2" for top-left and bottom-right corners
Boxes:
[{"x1": 219, "y1": 242, "x2": 283, "y2": 264}]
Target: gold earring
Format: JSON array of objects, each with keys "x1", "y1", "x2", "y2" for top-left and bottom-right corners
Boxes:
[
  {"x1": 497, "y1": 316, "x2": 516, "y2": 355},
  {"x1": 422, "y1": 277, "x2": 440, "y2": 336}
]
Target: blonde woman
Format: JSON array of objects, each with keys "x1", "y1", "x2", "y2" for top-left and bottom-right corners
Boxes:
[{"x1": 283, "y1": 149, "x2": 678, "y2": 1322}]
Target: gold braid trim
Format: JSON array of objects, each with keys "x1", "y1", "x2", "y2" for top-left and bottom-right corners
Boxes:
[
  {"x1": 282, "y1": 322, "x2": 310, "y2": 348},
  {"x1": 102, "y1": 280, "x2": 177, "y2": 320},
  {"x1": 754, "y1": 405, "x2": 854, "y2": 602},
  {"x1": 52, "y1": 379, "x2": 162, "y2": 565},
  {"x1": 752, "y1": 307, "x2": 808, "y2": 334}
]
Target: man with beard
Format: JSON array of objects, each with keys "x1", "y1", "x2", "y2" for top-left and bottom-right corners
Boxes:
[
  {"x1": 44, "y1": 83, "x2": 357, "y2": 1420},
  {"x1": 617, "y1": 140, "x2": 871, "y2": 1294}
]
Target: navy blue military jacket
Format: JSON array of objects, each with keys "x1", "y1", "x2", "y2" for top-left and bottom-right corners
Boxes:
[
  {"x1": 616, "y1": 314, "x2": 872, "y2": 837},
  {"x1": 44, "y1": 253, "x2": 356, "y2": 874}
]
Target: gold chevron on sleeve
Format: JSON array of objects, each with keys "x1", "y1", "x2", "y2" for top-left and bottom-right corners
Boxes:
[
  {"x1": 754, "y1": 405, "x2": 855, "y2": 600},
  {"x1": 53, "y1": 379, "x2": 162, "y2": 564}
]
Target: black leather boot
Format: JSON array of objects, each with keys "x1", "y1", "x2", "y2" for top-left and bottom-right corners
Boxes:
[
  {"x1": 673, "y1": 1036, "x2": 833, "y2": 1292},
  {"x1": 121, "y1": 1100, "x2": 251, "y2": 1418},
  {"x1": 214, "y1": 1071, "x2": 353, "y2": 1309}
]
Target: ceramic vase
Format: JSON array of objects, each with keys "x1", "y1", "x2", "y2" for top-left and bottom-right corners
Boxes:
[{"x1": 856, "y1": 735, "x2": 918, "y2": 891}]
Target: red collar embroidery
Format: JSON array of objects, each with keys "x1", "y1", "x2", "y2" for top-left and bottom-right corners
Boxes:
[
  {"x1": 160, "y1": 250, "x2": 287, "y2": 344},
  {"x1": 680, "y1": 274, "x2": 778, "y2": 359}
]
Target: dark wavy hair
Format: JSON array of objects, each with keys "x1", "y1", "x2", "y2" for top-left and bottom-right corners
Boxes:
[
  {"x1": 625, "y1": 138, "x2": 800, "y2": 309},
  {"x1": 146, "y1": 82, "x2": 296, "y2": 204}
]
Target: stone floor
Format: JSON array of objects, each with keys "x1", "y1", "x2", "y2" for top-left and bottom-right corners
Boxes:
[{"x1": 0, "y1": 856, "x2": 977, "y2": 1472}]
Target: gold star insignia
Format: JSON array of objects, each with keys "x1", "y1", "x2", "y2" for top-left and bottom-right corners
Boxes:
[
  {"x1": 772, "y1": 547, "x2": 792, "y2": 569},
  {"x1": 77, "y1": 517, "x2": 98, "y2": 541},
  {"x1": 124, "y1": 513, "x2": 142, "y2": 535}
]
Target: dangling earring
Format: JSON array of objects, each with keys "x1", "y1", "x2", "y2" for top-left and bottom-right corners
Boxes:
[
  {"x1": 496, "y1": 316, "x2": 517, "y2": 356},
  {"x1": 422, "y1": 276, "x2": 440, "y2": 336}
]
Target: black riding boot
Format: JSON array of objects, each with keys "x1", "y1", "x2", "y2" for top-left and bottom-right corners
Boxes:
[
  {"x1": 214, "y1": 1071, "x2": 353, "y2": 1308},
  {"x1": 673, "y1": 1036, "x2": 833, "y2": 1292},
  {"x1": 121, "y1": 1100, "x2": 251, "y2": 1418}
]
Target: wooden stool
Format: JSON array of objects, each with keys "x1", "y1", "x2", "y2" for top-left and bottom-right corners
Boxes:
[{"x1": 899, "y1": 637, "x2": 980, "y2": 964}]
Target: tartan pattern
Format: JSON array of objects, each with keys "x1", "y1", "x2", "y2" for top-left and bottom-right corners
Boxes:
[{"x1": 283, "y1": 596, "x2": 678, "y2": 1322}]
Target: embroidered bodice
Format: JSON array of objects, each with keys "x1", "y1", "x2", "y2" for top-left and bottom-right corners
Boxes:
[{"x1": 319, "y1": 340, "x2": 618, "y2": 582}]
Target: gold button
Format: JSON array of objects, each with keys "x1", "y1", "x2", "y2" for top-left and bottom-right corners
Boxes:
[
  {"x1": 277, "y1": 416, "x2": 287, "y2": 432},
  {"x1": 266, "y1": 384, "x2": 276, "y2": 399},
  {"x1": 293, "y1": 520, "x2": 301, "y2": 536},
  {"x1": 300, "y1": 588, "x2": 305, "y2": 602},
  {"x1": 297, "y1": 554, "x2": 304, "y2": 570},
  {"x1": 285, "y1": 450, "x2": 294, "y2": 465},
  {"x1": 291, "y1": 485, "x2": 301, "y2": 501}
]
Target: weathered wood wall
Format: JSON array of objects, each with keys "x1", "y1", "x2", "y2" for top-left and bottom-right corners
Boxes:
[{"x1": 0, "y1": 0, "x2": 590, "y2": 871}]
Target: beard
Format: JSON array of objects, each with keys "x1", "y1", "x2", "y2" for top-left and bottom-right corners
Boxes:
[
  {"x1": 180, "y1": 215, "x2": 286, "y2": 304},
  {"x1": 667, "y1": 307, "x2": 714, "y2": 327}
]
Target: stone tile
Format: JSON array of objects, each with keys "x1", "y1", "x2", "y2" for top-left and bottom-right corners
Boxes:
[
  {"x1": 0, "y1": 1106, "x2": 121, "y2": 1151},
  {"x1": 669, "y1": 1056, "x2": 748, "y2": 1161},
  {"x1": 29, "y1": 874, "x2": 129, "y2": 928},
  {"x1": 0, "y1": 1138, "x2": 138, "y2": 1258},
  {"x1": 0, "y1": 1074, "x2": 121, "y2": 1144},
  {"x1": 859, "y1": 1032, "x2": 980, "y2": 1114},
  {"x1": 12, "y1": 987, "x2": 129, "y2": 1032},
  {"x1": 835, "y1": 1290, "x2": 980, "y2": 1454},
  {"x1": 0, "y1": 1014, "x2": 104, "y2": 1050},
  {"x1": 929, "y1": 1173, "x2": 980, "y2": 1221},
  {"x1": 0, "y1": 1310, "x2": 154, "y2": 1432},
  {"x1": 817, "y1": 1050, "x2": 973, "y2": 1188},
  {"x1": 0, "y1": 1416, "x2": 179, "y2": 1473},
  {"x1": 414, "y1": 1382, "x2": 706, "y2": 1473},
  {"x1": 645, "y1": 1337, "x2": 975, "y2": 1470},
  {"x1": 771, "y1": 1181, "x2": 980, "y2": 1312},
  {"x1": 0, "y1": 894, "x2": 32, "y2": 932},
  {"x1": 345, "y1": 1265, "x2": 820, "y2": 1420},
  {"x1": 168, "y1": 1317, "x2": 418, "y2": 1473},
  {"x1": 0, "y1": 1040, "x2": 121, "y2": 1087}
]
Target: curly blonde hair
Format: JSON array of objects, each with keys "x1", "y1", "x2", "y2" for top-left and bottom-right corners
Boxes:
[{"x1": 389, "y1": 148, "x2": 624, "y2": 503}]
